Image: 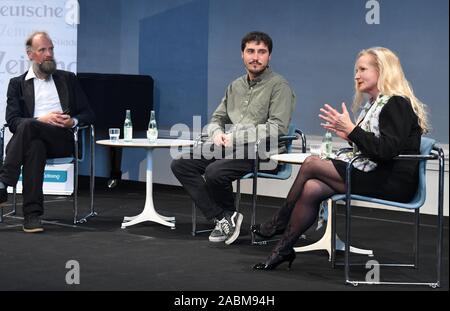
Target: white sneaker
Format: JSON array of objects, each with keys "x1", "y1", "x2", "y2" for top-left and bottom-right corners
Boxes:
[
  {"x1": 208, "y1": 221, "x2": 227, "y2": 242},
  {"x1": 218, "y1": 211, "x2": 243, "y2": 245}
]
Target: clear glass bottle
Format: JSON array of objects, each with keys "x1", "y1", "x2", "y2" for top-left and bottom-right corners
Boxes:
[
  {"x1": 147, "y1": 110, "x2": 158, "y2": 143},
  {"x1": 321, "y1": 131, "x2": 333, "y2": 158},
  {"x1": 123, "y1": 109, "x2": 133, "y2": 142}
]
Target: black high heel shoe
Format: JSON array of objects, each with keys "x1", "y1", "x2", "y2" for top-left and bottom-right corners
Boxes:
[
  {"x1": 253, "y1": 250, "x2": 296, "y2": 271},
  {"x1": 250, "y1": 224, "x2": 284, "y2": 239}
]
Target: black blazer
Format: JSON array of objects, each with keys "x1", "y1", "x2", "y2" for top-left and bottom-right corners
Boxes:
[{"x1": 5, "y1": 70, "x2": 95, "y2": 133}]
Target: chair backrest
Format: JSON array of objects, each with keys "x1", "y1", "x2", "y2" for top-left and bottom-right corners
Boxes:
[{"x1": 409, "y1": 136, "x2": 436, "y2": 207}]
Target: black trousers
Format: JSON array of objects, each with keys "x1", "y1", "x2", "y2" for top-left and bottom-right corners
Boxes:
[
  {"x1": 0, "y1": 119, "x2": 74, "y2": 216},
  {"x1": 171, "y1": 145, "x2": 254, "y2": 220},
  {"x1": 109, "y1": 148, "x2": 122, "y2": 180}
]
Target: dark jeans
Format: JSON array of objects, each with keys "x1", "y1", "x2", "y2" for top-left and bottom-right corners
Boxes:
[
  {"x1": 0, "y1": 119, "x2": 74, "y2": 216},
  {"x1": 171, "y1": 145, "x2": 254, "y2": 220}
]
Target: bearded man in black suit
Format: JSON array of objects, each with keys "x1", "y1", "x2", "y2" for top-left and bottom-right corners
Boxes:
[{"x1": 0, "y1": 31, "x2": 94, "y2": 232}]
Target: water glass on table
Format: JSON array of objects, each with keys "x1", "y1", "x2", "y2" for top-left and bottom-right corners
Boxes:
[
  {"x1": 309, "y1": 143, "x2": 322, "y2": 156},
  {"x1": 109, "y1": 128, "x2": 120, "y2": 142}
]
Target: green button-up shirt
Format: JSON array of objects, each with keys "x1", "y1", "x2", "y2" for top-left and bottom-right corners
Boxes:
[{"x1": 207, "y1": 68, "x2": 296, "y2": 146}]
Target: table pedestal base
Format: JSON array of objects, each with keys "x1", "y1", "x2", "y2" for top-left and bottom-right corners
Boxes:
[
  {"x1": 120, "y1": 148, "x2": 176, "y2": 229},
  {"x1": 122, "y1": 208, "x2": 176, "y2": 229}
]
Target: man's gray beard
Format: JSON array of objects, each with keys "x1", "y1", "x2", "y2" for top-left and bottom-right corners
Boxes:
[{"x1": 38, "y1": 60, "x2": 57, "y2": 75}]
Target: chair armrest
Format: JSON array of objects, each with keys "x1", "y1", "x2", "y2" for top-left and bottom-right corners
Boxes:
[
  {"x1": 73, "y1": 124, "x2": 94, "y2": 139},
  {"x1": 255, "y1": 129, "x2": 304, "y2": 154},
  {"x1": 278, "y1": 135, "x2": 298, "y2": 143},
  {"x1": 0, "y1": 125, "x2": 6, "y2": 164},
  {"x1": 345, "y1": 152, "x2": 433, "y2": 173},
  {"x1": 194, "y1": 133, "x2": 209, "y2": 148},
  {"x1": 336, "y1": 147, "x2": 353, "y2": 156},
  {"x1": 254, "y1": 134, "x2": 296, "y2": 154},
  {"x1": 348, "y1": 151, "x2": 438, "y2": 163},
  {"x1": 394, "y1": 154, "x2": 438, "y2": 161},
  {"x1": 344, "y1": 151, "x2": 438, "y2": 197},
  {"x1": 295, "y1": 129, "x2": 307, "y2": 153},
  {"x1": 75, "y1": 124, "x2": 90, "y2": 131},
  {"x1": 73, "y1": 124, "x2": 95, "y2": 162}
]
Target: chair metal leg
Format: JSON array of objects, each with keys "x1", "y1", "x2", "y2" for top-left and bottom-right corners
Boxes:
[
  {"x1": 1, "y1": 187, "x2": 18, "y2": 223},
  {"x1": 86, "y1": 124, "x2": 96, "y2": 219},
  {"x1": 250, "y1": 173, "x2": 257, "y2": 245},
  {"x1": 74, "y1": 125, "x2": 97, "y2": 224},
  {"x1": 90, "y1": 126, "x2": 96, "y2": 218},
  {"x1": 73, "y1": 152, "x2": 79, "y2": 224},
  {"x1": 331, "y1": 200, "x2": 337, "y2": 269},
  {"x1": 88, "y1": 141, "x2": 96, "y2": 219},
  {"x1": 414, "y1": 209, "x2": 420, "y2": 269},
  {"x1": 13, "y1": 187, "x2": 17, "y2": 215},
  {"x1": 78, "y1": 125, "x2": 97, "y2": 223},
  {"x1": 436, "y1": 146, "x2": 445, "y2": 288},
  {"x1": 191, "y1": 202, "x2": 197, "y2": 236},
  {"x1": 191, "y1": 203, "x2": 213, "y2": 236},
  {"x1": 235, "y1": 179, "x2": 241, "y2": 213},
  {"x1": 344, "y1": 197, "x2": 352, "y2": 286}
]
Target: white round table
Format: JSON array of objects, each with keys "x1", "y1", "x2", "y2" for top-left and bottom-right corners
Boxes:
[
  {"x1": 270, "y1": 152, "x2": 312, "y2": 164},
  {"x1": 270, "y1": 152, "x2": 373, "y2": 260},
  {"x1": 97, "y1": 138, "x2": 194, "y2": 229}
]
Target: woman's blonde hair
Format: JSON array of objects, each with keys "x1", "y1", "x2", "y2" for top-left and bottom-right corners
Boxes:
[{"x1": 353, "y1": 47, "x2": 429, "y2": 133}]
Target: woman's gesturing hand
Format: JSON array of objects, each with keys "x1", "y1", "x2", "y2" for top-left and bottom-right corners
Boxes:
[{"x1": 319, "y1": 102, "x2": 355, "y2": 141}]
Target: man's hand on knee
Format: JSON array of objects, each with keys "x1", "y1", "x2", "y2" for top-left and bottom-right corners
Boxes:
[
  {"x1": 213, "y1": 133, "x2": 232, "y2": 147},
  {"x1": 37, "y1": 111, "x2": 74, "y2": 128},
  {"x1": 213, "y1": 133, "x2": 227, "y2": 146}
]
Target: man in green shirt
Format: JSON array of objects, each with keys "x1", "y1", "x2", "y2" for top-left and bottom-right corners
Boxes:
[{"x1": 171, "y1": 31, "x2": 295, "y2": 245}]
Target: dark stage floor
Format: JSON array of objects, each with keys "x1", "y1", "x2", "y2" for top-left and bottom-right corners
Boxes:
[{"x1": 0, "y1": 177, "x2": 448, "y2": 294}]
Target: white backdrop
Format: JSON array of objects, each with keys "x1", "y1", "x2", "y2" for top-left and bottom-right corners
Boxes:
[{"x1": 0, "y1": 0, "x2": 79, "y2": 126}]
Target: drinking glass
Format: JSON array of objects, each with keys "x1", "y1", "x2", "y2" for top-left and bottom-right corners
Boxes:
[
  {"x1": 309, "y1": 143, "x2": 322, "y2": 156},
  {"x1": 109, "y1": 128, "x2": 120, "y2": 142}
]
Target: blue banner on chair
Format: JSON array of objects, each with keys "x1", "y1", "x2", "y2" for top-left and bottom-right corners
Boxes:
[
  {"x1": 44, "y1": 171, "x2": 68, "y2": 183},
  {"x1": 13, "y1": 164, "x2": 74, "y2": 195},
  {"x1": 18, "y1": 170, "x2": 68, "y2": 183}
]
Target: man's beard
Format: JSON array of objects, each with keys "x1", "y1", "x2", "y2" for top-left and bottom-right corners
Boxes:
[
  {"x1": 246, "y1": 62, "x2": 267, "y2": 77},
  {"x1": 38, "y1": 59, "x2": 57, "y2": 75}
]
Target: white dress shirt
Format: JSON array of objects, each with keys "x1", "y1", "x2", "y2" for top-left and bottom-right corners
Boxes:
[
  {"x1": 25, "y1": 67, "x2": 78, "y2": 126},
  {"x1": 25, "y1": 66, "x2": 63, "y2": 117}
]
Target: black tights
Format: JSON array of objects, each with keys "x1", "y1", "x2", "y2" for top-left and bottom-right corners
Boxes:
[{"x1": 267, "y1": 156, "x2": 346, "y2": 258}]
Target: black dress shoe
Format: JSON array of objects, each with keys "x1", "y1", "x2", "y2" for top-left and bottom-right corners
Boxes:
[
  {"x1": 23, "y1": 215, "x2": 44, "y2": 233},
  {"x1": 253, "y1": 250, "x2": 296, "y2": 271},
  {"x1": 250, "y1": 224, "x2": 284, "y2": 239}
]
